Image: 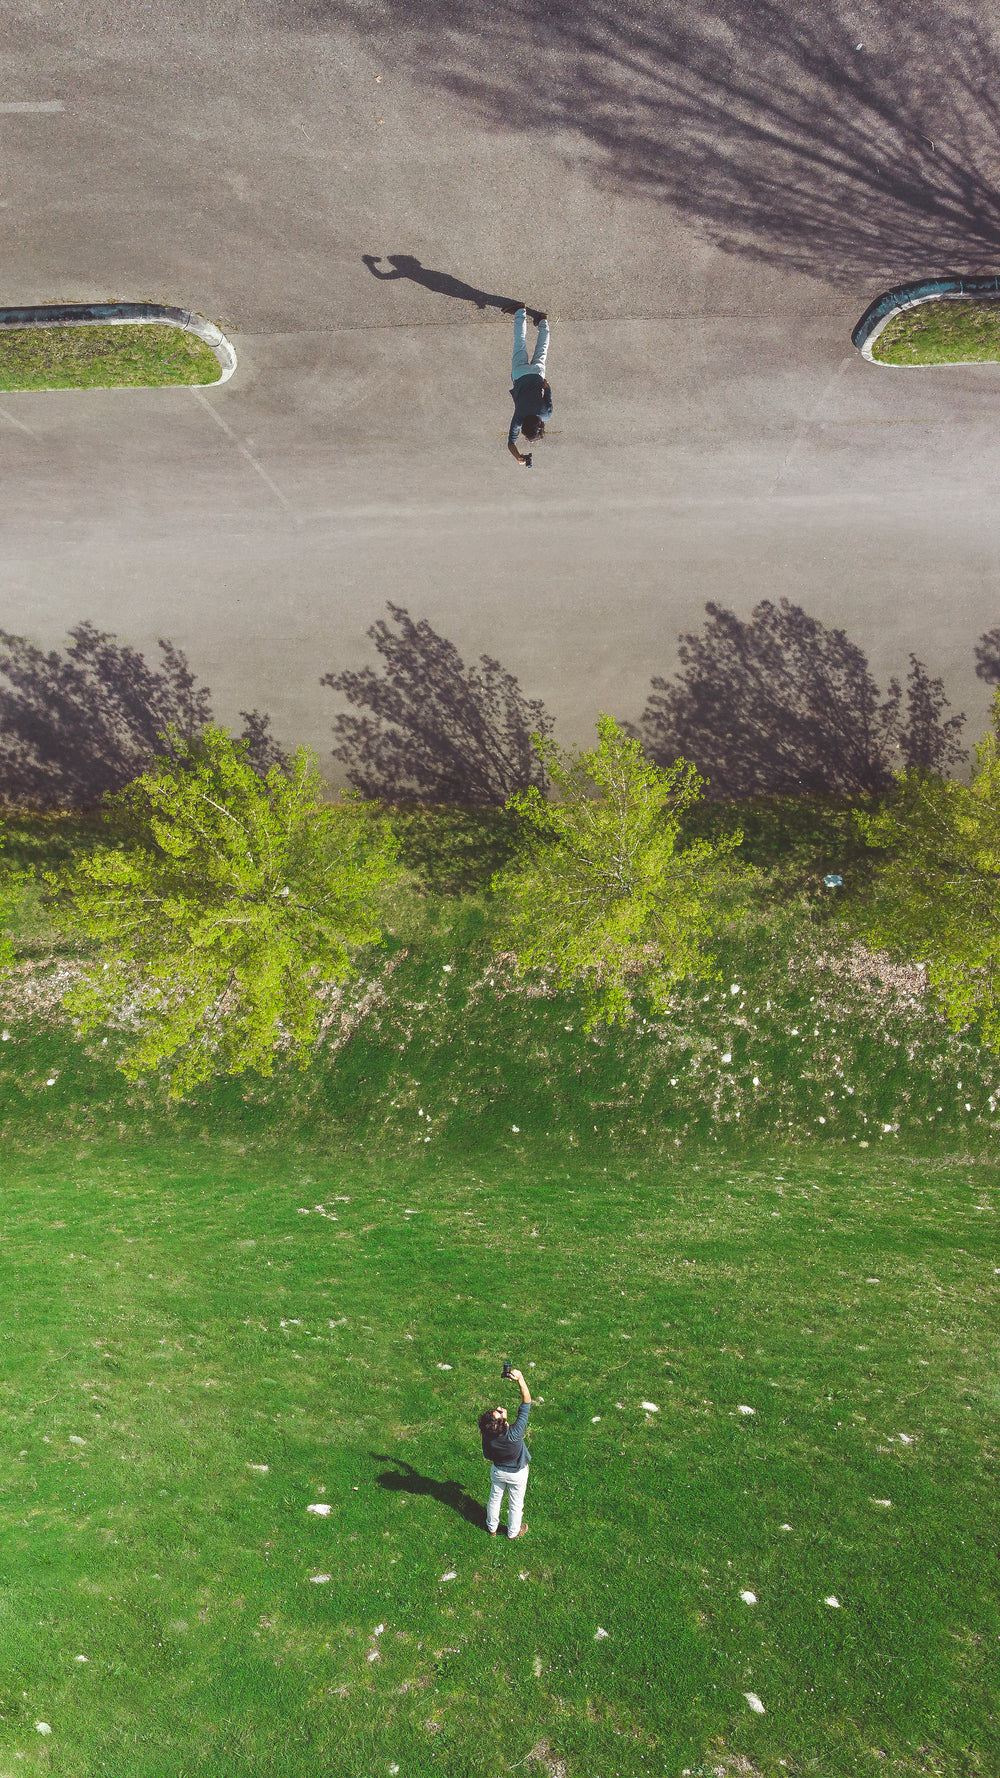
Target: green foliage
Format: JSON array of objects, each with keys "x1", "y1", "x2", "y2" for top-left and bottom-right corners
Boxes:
[
  {"x1": 855, "y1": 689, "x2": 1000, "y2": 1048},
  {"x1": 44, "y1": 725, "x2": 402, "y2": 1095},
  {"x1": 492, "y1": 714, "x2": 747, "y2": 1030},
  {"x1": 677, "y1": 789, "x2": 889, "y2": 908},
  {"x1": 0, "y1": 825, "x2": 32, "y2": 971}
]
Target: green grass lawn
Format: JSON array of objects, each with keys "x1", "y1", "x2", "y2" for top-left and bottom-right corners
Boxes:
[
  {"x1": 0, "y1": 807, "x2": 997, "y2": 1772},
  {"x1": 0, "y1": 324, "x2": 222, "y2": 390},
  {"x1": 871, "y1": 300, "x2": 1000, "y2": 365},
  {"x1": 0, "y1": 1139, "x2": 995, "y2": 1778}
]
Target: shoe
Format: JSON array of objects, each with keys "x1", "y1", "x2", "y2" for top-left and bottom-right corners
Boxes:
[
  {"x1": 509, "y1": 1522, "x2": 528, "y2": 1539},
  {"x1": 531, "y1": 312, "x2": 548, "y2": 324},
  {"x1": 502, "y1": 302, "x2": 525, "y2": 316},
  {"x1": 487, "y1": 1528, "x2": 497, "y2": 1536}
]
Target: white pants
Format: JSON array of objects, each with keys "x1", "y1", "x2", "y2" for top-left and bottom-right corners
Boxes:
[
  {"x1": 511, "y1": 308, "x2": 549, "y2": 382},
  {"x1": 487, "y1": 1462, "x2": 529, "y2": 1537}
]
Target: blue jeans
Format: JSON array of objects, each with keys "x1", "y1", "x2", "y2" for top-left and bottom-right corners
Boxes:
[
  {"x1": 487, "y1": 1461, "x2": 529, "y2": 1537},
  {"x1": 511, "y1": 308, "x2": 549, "y2": 382}
]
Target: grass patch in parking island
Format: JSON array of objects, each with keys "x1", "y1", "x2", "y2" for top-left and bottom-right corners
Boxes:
[
  {"x1": 0, "y1": 1142, "x2": 995, "y2": 1777},
  {"x1": 0, "y1": 323, "x2": 222, "y2": 389},
  {"x1": 872, "y1": 298, "x2": 1000, "y2": 365}
]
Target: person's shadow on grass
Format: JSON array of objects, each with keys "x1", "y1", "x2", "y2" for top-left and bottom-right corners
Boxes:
[
  {"x1": 362, "y1": 254, "x2": 543, "y2": 322},
  {"x1": 371, "y1": 1454, "x2": 486, "y2": 1529}
]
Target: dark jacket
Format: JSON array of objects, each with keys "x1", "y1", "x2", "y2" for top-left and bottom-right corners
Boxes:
[
  {"x1": 481, "y1": 1400, "x2": 531, "y2": 1471},
  {"x1": 507, "y1": 374, "x2": 553, "y2": 445}
]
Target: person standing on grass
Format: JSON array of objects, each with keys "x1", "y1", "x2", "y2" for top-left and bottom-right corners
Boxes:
[
  {"x1": 479, "y1": 1368, "x2": 532, "y2": 1538},
  {"x1": 503, "y1": 305, "x2": 551, "y2": 467}
]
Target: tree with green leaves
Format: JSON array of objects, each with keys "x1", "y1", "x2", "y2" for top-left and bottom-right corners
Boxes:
[
  {"x1": 491, "y1": 714, "x2": 747, "y2": 1030},
  {"x1": 46, "y1": 725, "x2": 402, "y2": 1096},
  {"x1": 0, "y1": 827, "x2": 30, "y2": 972},
  {"x1": 854, "y1": 688, "x2": 1000, "y2": 1049}
]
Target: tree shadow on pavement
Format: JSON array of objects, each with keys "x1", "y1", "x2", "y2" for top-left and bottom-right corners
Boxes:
[
  {"x1": 0, "y1": 620, "x2": 287, "y2": 810},
  {"x1": 321, "y1": 602, "x2": 554, "y2": 807},
  {"x1": 370, "y1": 1454, "x2": 487, "y2": 1530},
  {"x1": 299, "y1": 1, "x2": 1000, "y2": 284},
  {"x1": 633, "y1": 598, "x2": 967, "y2": 798},
  {"x1": 362, "y1": 253, "x2": 540, "y2": 317}
]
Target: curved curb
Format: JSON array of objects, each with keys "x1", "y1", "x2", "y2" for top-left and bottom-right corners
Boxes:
[
  {"x1": 852, "y1": 274, "x2": 1000, "y2": 365},
  {"x1": 0, "y1": 301, "x2": 236, "y2": 386}
]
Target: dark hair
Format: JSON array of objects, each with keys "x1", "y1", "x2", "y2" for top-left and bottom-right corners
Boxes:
[
  {"x1": 520, "y1": 414, "x2": 545, "y2": 442},
  {"x1": 478, "y1": 1409, "x2": 503, "y2": 1436}
]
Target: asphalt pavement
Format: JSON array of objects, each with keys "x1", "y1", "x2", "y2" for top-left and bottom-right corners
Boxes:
[{"x1": 1, "y1": 0, "x2": 998, "y2": 772}]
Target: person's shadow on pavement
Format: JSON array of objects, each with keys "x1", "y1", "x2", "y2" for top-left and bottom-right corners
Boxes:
[
  {"x1": 371, "y1": 1454, "x2": 487, "y2": 1529},
  {"x1": 362, "y1": 254, "x2": 544, "y2": 322}
]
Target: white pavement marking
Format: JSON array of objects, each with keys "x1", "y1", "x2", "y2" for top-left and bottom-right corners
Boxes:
[
  {"x1": 189, "y1": 386, "x2": 300, "y2": 525},
  {"x1": 767, "y1": 356, "x2": 855, "y2": 497},
  {"x1": 0, "y1": 405, "x2": 35, "y2": 434},
  {"x1": 0, "y1": 101, "x2": 64, "y2": 112}
]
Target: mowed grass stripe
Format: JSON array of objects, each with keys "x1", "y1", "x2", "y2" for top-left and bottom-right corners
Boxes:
[
  {"x1": 0, "y1": 323, "x2": 222, "y2": 389},
  {"x1": 0, "y1": 1142, "x2": 995, "y2": 1776}
]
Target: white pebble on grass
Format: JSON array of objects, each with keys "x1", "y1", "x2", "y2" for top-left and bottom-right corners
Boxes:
[
  {"x1": 68, "y1": 1435, "x2": 86, "y2": 1446},
  {"x1": 74, "y1": 1655, "x2": 88, "y2": 1663},
  {"x1": 825, "y1": 1595, "x2": 841, "y2": 1608},
  {"x1": 1, "y1": 1030, "x2": 9, "y2": 1040},
  {"x1": 309, "y1": 1575, "x2": 332, "y2": 1584},
  {"x1": 511, "y1": 1125, "x2": 520, "y2": 1133},
  {"x1": 737, "y1": 1405, "x2": 755, "y2": 1416},
  {"x1": 248, "y1": 1464, "x2": 269, "y2": 1473},
  {"x1": 373, "y1": 1624, "x2": 385, "y2": 1635},
  {"x1": 743, "y1": 1693, "x2": 765, "y2": 1714},
  {"x1": 440, "y1": 1572, "x2": 457, "y2": 1583},
  {"x1": 46, "y1": 1078, "x2": 56, "y2": 1087},
  {"x1": 35, "y1": 1723, "x2": 52, "y2": 1736},
  {"x1": 871, "y1": 1499, "x2": 892, "y2": 1507},
  {"x1": 437, "y1": 1363, "x2": 453, "y2": 1371},
  {"x1": 779, "y1": 1523, "x2": 793, "y2": 1531},
  {"x1": 595, "y1": 1627, "x2": 609, "y2": 1640},
  {"x1": 591, "y1": 1416, "x2": 601, "y2": 1423},
  {"x1": 640, "y1": 1401, "x2": 659, "y2": 1413},
  {"x1": 721, "y1": 1053, "x2": 732, "y2": 1064},
  {"x1": 897, "y1": 1433, "x2": 914, "y2": 1444},
  {"x1": 740, "y1": 1590, "x2": 757, "y2": 1604},
  {"x1": 307, "y1": 1503, "x2": 331, "y2": 1516}
]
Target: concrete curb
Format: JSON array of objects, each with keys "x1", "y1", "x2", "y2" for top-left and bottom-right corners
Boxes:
[
  {"x1": 0, "y1": 301, "x2": 237, "y2": 386},
  {"x1": 851, "y1": 275, "x2": 1000, "y2": 365}
]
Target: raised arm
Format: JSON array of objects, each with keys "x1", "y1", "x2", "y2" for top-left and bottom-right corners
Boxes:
[{"x1": 510, "y1": 1367, "x2": 532, "y2": 1404}]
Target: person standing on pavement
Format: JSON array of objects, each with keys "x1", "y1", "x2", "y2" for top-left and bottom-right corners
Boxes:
[
  {"x1": 504, "y1": 306, "x2": 551, "y2": 467},
  {"x1": 479, "y1": 1368, "x2": 532, "y2": 1538}
]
